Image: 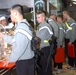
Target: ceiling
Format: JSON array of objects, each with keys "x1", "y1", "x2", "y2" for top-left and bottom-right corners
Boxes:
[
  {"x1": 68, "y1": 0, "x2": 76, "y2": 4},
  {"x1": 62, "y1": 0, "x2": 76, "y2": 6}
]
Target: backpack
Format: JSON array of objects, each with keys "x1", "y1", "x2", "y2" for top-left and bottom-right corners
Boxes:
[{"x1": 20, "y1": 22, "x2": 41, "y2": 51}]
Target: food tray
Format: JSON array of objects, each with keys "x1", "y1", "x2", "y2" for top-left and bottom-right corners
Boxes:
[{"x1": 0, "y1": 61, "x2": 15, "y2": 69}]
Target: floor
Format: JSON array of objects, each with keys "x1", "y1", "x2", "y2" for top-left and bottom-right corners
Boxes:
[
  {"x1": 35, "y1": 60, "x2": 76, "y2": 75},
  {"x1": 53, "y1": 61, "x2": 76, "y2": 75},
  {"x1": 10, "y1": 62, "x2": 76, "y2": 75}
]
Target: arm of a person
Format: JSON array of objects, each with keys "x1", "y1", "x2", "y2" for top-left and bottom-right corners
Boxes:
[
  {"x1": 4, "y1": 34, "x2": 13, "y2": 45},
  {"x1": 8, "y1": 32, "x2": 29, "y2": 62},
  {"x1": 36, "y1": 28, "x2": 53, "y2": 41},
  {"x1": 70, "y1": 25, "x2": 76, "y2": 43},
  {"x1": 57, "y1": 27, "x2": 64, "y2": 46}
]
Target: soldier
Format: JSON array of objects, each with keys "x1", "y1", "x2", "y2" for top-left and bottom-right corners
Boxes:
[
  {"x1": 36, "y1": 10, "x2": 53, "y2": 75},
  {"x1": 53, "y1": 15, "x2": 65, "y2": 74},
  {"x1": 63, "y1": 10, "x2": 76, "y2": 70},
  {"x1": 0, "y1": 4, "x2": 34, "y2": 75}
]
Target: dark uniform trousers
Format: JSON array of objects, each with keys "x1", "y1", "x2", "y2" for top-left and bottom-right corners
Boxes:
[
  {"x1": 16, "y1": 58, "x2": 34, "y2": 75},
  {"x1": 37, "y1": 46, "x2": 52, "y2": 75},
  {"x1": 54, "y1": 62, "x2": 63, "y2": 69},
  {"x1": 65, "y1": 38, "x2": 76, "y2": 67}
]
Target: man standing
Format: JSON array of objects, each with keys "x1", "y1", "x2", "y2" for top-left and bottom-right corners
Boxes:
[
  {"x1": 36, "y1": 10, "x2": 53, "y2": 75},
  {"x1": 63, "y1": 10, "x2": 76, "y2": 69},
  {"x1": 48, "y1": 14, "x2": 59, "y2": 54},
  {"x1": 0, "y1": 4, "x2": 34, "y2": 75}
]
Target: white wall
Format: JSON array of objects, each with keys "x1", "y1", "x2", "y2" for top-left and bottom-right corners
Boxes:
[{"x1": 0, "y1": 0, "x2": 34, "y2": 8}]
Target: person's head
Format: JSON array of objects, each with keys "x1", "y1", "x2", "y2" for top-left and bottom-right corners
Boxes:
[
  {"x1": 10, "y1": 4, "x2": 24, "y2": 23},
  {"x1": 62, "y1": 11, "x2": 70, "y2": 20},
  {"x1": 0, "y1": 16, "x2": 7, "y2": 26},
  {"x1": 36, "y1": 10, "x2": 46, "y2": 24},
  {"x1": 56, "y1": 15, "x2": 63, "y2": 23},
  {"x1": 50, "y1": 14, "x2": 57, "y2": 22}
]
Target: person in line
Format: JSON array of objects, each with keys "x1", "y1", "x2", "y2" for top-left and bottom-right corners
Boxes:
[
  {"x1": 53, "y1": 15, "x2": 65, "y2": 74},
  {"x1": 36, "y1": 10, "x2": 53, "y2": 75},
  {"x1": 48, "y1": 14, "x2": 59, "y2": 54},
  {"x1": 0, "y1": 4, "x2": 34, "y2": 75},
  {"x1": 48, "y1": 14, "x2": 59, "y2": 72},
  {"x1": 63, "y1": 10, "x2": 76, "y2": 70}
]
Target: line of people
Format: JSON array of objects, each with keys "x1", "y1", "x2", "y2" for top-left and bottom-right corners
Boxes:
[
  {"x1": 47, "y1": 11, "x2": 76, "y2": 74},
  {"x1": 48, "y1": 14, "x2": 65, "y2": 74},
  {"x1": 35, "y1": 10, "x2": 76, "y2": 75},
  {"x1": 36, "y1": 11, "x2": 65, "y2": 75},
  {"x1": 0, "y1": 4, "x2": 76, "y2": 75}
]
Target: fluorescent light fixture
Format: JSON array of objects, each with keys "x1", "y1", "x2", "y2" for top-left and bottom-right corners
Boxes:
[
  {"x1": 72, "y1": 0, "x2": 76, "y2": 1},
  {"x1": 73, "y1": 1, "x2": 76, "y2": 4}
]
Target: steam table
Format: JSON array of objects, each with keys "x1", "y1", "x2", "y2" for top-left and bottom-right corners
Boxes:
[{"x1": 0, "y1": 62, "x2": 17, "y2": 75}]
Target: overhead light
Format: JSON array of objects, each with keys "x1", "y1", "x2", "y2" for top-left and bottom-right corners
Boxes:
[
  {"x1": 73, "y1": 1, "x2": 76, "y2": 4},
  {"x1": 72, "y1": 0, "x2": 76, "y2": 1}
]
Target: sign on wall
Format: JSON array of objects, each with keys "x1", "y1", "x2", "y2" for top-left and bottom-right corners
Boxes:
[{"x1": 35, "y1": 0, "x2": 45, "y2": 11}]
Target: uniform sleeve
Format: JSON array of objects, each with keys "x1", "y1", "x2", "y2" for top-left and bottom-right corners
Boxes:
[
  {"x1": 4, "y1": 34, "x2": 13, "y2": 45},
  {"x1": 57, "y1": 27, "x2": 64, "y2": 46},
  {"x1": 70, "y1": 25, "x2": 76, "y2": 42},
  {"x1": 8, "y1": 32, "x2": 29, "y2": 62},
  {"x1": 36, "y1": 28, "x2": 53, "y2": 41}
]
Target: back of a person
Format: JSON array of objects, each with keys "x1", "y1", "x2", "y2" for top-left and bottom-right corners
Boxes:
[
  {"x1": 15, "y1": 19, "x2": 34, "y2": 60},
  {"x1": 48, "y1": 18, "x2": 59, "y2": 38}
]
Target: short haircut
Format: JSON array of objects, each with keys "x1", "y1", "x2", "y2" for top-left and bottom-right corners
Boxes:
[
  {"x1": 11, "y1": 4, "x2": 24, "y2": 15},
  {"x1": 57, "y1": 15, "x2": 63, "y2": 19},
  {"x1": 63, "y1": 10, "x2": 70, "y2": 16},
  {"x1": 57, "y1": 15, "x2": 63, "y2": 21},
  {"x1": 36, "y1": 10, "x2": 46, "y2": 17},
  {"x1": 50, "y1": 14, "x2": 56, "y2": 17},
  {"x1": 50, "y1": 14, "x2": 57, "y2": 20}
]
